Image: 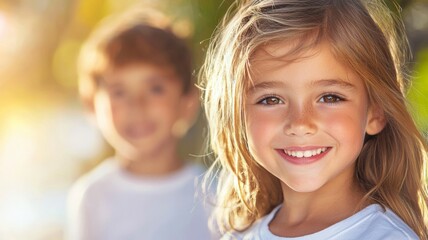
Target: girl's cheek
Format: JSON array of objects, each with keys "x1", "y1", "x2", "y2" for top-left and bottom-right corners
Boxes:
[
  {"x1": 246, "y1": 109, "x2": 284, "y2": 143},
  {"x1": 321, "y1": 111, "x2": 366, "y2": 142}
]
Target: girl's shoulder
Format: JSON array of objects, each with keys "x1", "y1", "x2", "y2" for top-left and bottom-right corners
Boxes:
[
  {"x1": 219, "y1": 204, "x2": 419, "y2": 240},
  {"x1": 220, "y1": 205, "x2": 280, "y2": 240},
  {"x1": 354, "y1": 204, "x2": 419, "y2": 239}
]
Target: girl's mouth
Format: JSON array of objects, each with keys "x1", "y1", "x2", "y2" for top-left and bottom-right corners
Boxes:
[
  {"x1": 284, "y1": 147, "x2": 327, "y2": 158},
  {"x1": 276, "y1": 147, "x2": 331, "y2": 165}
]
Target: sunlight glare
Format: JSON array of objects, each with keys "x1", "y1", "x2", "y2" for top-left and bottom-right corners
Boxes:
[{"x1": 0, "y1": 12, "x2": 8, "y2": 38}]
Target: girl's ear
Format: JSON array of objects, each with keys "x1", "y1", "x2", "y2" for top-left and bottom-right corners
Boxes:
[
  {"x1": 366, "y1": 104, "x2": 386, "y2": 135},
  {"x1": 172, "y1": 86, "x2": 201, "y2": 138}
]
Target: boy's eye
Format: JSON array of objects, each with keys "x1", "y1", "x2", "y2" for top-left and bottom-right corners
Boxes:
[
  {"x1": 110, "y1": 88, "x2": 126, "y2": 98},
  {"x1": 258, "y1": 96, "x2": 283, "y2": 105},
  {"x1": 150, "y1": 84, "x2": 165, "y2": 94},
  {"x1": 319, "y1": 94, "x2": 343, "y2": 103}
]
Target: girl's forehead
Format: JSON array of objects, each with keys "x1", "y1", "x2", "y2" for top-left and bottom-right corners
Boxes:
[
  {"x1": 251, "y1": 39, "x2": 323, "y2": 63},
  {"x1": 247, "y1": 41, "x2": 366, "y2": 90},
  {"x1": 250, "y1": 41, "x2": 327, "y2": 77}
]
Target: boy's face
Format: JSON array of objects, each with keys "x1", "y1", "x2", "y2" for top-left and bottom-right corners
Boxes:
[
  {"x1": 245, "y1": 42, "x2": 384, "y2": 195},
  {"x1": 92, "y1": 63, "x2": 191, "y2": 160}
]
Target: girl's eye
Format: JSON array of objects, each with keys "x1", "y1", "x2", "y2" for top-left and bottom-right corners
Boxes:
[
  {"x1": 258, "y1": 96, "x2": 283, "y2": 105},
  {"x1": 319, "y1": 94, "x2": 344, "y2": 103}
]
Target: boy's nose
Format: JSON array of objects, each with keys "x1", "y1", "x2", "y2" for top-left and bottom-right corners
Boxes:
[
  {"x1": 125, "y1": 96, "x2": 149, "y2": 118},
  {"x1": 129, "y1": 95, "x2": 147, "y2": 108},
  {"x1": 283, "y1": 104, "x2": 317, "y2": 136}
]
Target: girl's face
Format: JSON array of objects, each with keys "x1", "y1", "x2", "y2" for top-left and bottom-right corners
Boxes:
[{"x1": 245, "y1": 42, "x2": 383, "y2": 194}]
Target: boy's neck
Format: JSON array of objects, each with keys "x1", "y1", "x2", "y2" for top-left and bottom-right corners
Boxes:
[
  {"x1": 115, "y1": 145, "x2": 185, "y2": 177},
  {"x1": 270, "y1": 168, "x2": 366, "y2": 237}
]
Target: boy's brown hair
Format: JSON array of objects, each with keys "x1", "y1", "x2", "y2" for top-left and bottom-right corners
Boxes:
[{"x1": 78, "y1": 9, "x2": 192, "y2": 107}]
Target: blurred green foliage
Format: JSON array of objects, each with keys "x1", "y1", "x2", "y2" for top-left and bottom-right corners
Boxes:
[{"x1": 408, "y1": 48, "x2": 428, "y2": 133}]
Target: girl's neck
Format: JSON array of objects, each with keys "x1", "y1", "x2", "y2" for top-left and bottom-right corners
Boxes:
[{"x1": 270, "y1": 170, "x2": 366, "y2": 237}]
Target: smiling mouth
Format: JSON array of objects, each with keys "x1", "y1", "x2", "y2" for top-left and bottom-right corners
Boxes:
[
  {"x1": 283, "y1": 147, "x2": 328, "y2": 158},
  {"x1": 276, "y1": 146, "x2": 331, "y2": 165}
]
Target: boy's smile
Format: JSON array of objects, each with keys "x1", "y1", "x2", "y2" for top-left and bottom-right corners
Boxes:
[
  {"x1": 123, "y1": 121, "x2": 157, "y2": 139},
  {"x1": 245, "y1": 41, "x2": 384, "y2": 194}
]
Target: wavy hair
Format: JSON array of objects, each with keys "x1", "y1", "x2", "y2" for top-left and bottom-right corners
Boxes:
[{"x1": 200, "y1": 0, "x2": 428, "y2": 238}]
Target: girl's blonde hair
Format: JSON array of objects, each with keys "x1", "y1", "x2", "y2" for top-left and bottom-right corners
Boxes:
[{"x1": 201, "y1": 0, "x2": 428, "y2": 238}]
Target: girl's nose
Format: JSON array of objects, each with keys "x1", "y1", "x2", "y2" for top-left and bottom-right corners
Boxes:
[{"x1": 283, "y1": 103, "x2": 317, "y2": 136}]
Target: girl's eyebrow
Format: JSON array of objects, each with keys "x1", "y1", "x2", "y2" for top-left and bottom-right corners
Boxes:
[
  {"x1": 311, "y1": 79, "x2": 356, "y2": 89},
  {"x1": 247, "y1": 78, "x2": 356, "y2": 94},
  {"x1": 247, "y1": 81, "x2": 285, "y2": 94}
]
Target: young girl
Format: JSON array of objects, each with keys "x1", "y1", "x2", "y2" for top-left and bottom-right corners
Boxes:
[{"x1": 201, "y1": 0, "x2": 428, "y2": 239}]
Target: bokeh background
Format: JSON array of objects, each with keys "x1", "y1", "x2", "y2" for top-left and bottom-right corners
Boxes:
[{"x1": 0, "y1": 0, "x2": 426, "y2": 239}]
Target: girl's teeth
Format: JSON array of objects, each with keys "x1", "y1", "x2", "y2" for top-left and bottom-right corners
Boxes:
[
  {"x1": 303, "y1": 151, "x2": 312, "y2": 157},
  {"x1": 285, "y1": 147, "x2": 327, "y2": 158}
]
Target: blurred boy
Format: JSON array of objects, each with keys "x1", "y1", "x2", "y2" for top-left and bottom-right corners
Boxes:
[{"x1": 66, "y1": 9, "x2": 212, "y2": 240}]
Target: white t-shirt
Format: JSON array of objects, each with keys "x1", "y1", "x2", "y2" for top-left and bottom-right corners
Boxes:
[
  {"x1": 66, "y1": 158, "x2": 215, "y2": 240},
  {"x1": 224, "y1": 204, "x2": 419, "y2": 240}
]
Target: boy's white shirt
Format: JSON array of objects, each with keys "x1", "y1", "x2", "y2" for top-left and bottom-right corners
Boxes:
[
  {"x1": 224, "y1": 204, "x2": 419, "y2": 240},
  {"x1": 66, "y1": 158, "x2": 216, "y2": 240}
]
